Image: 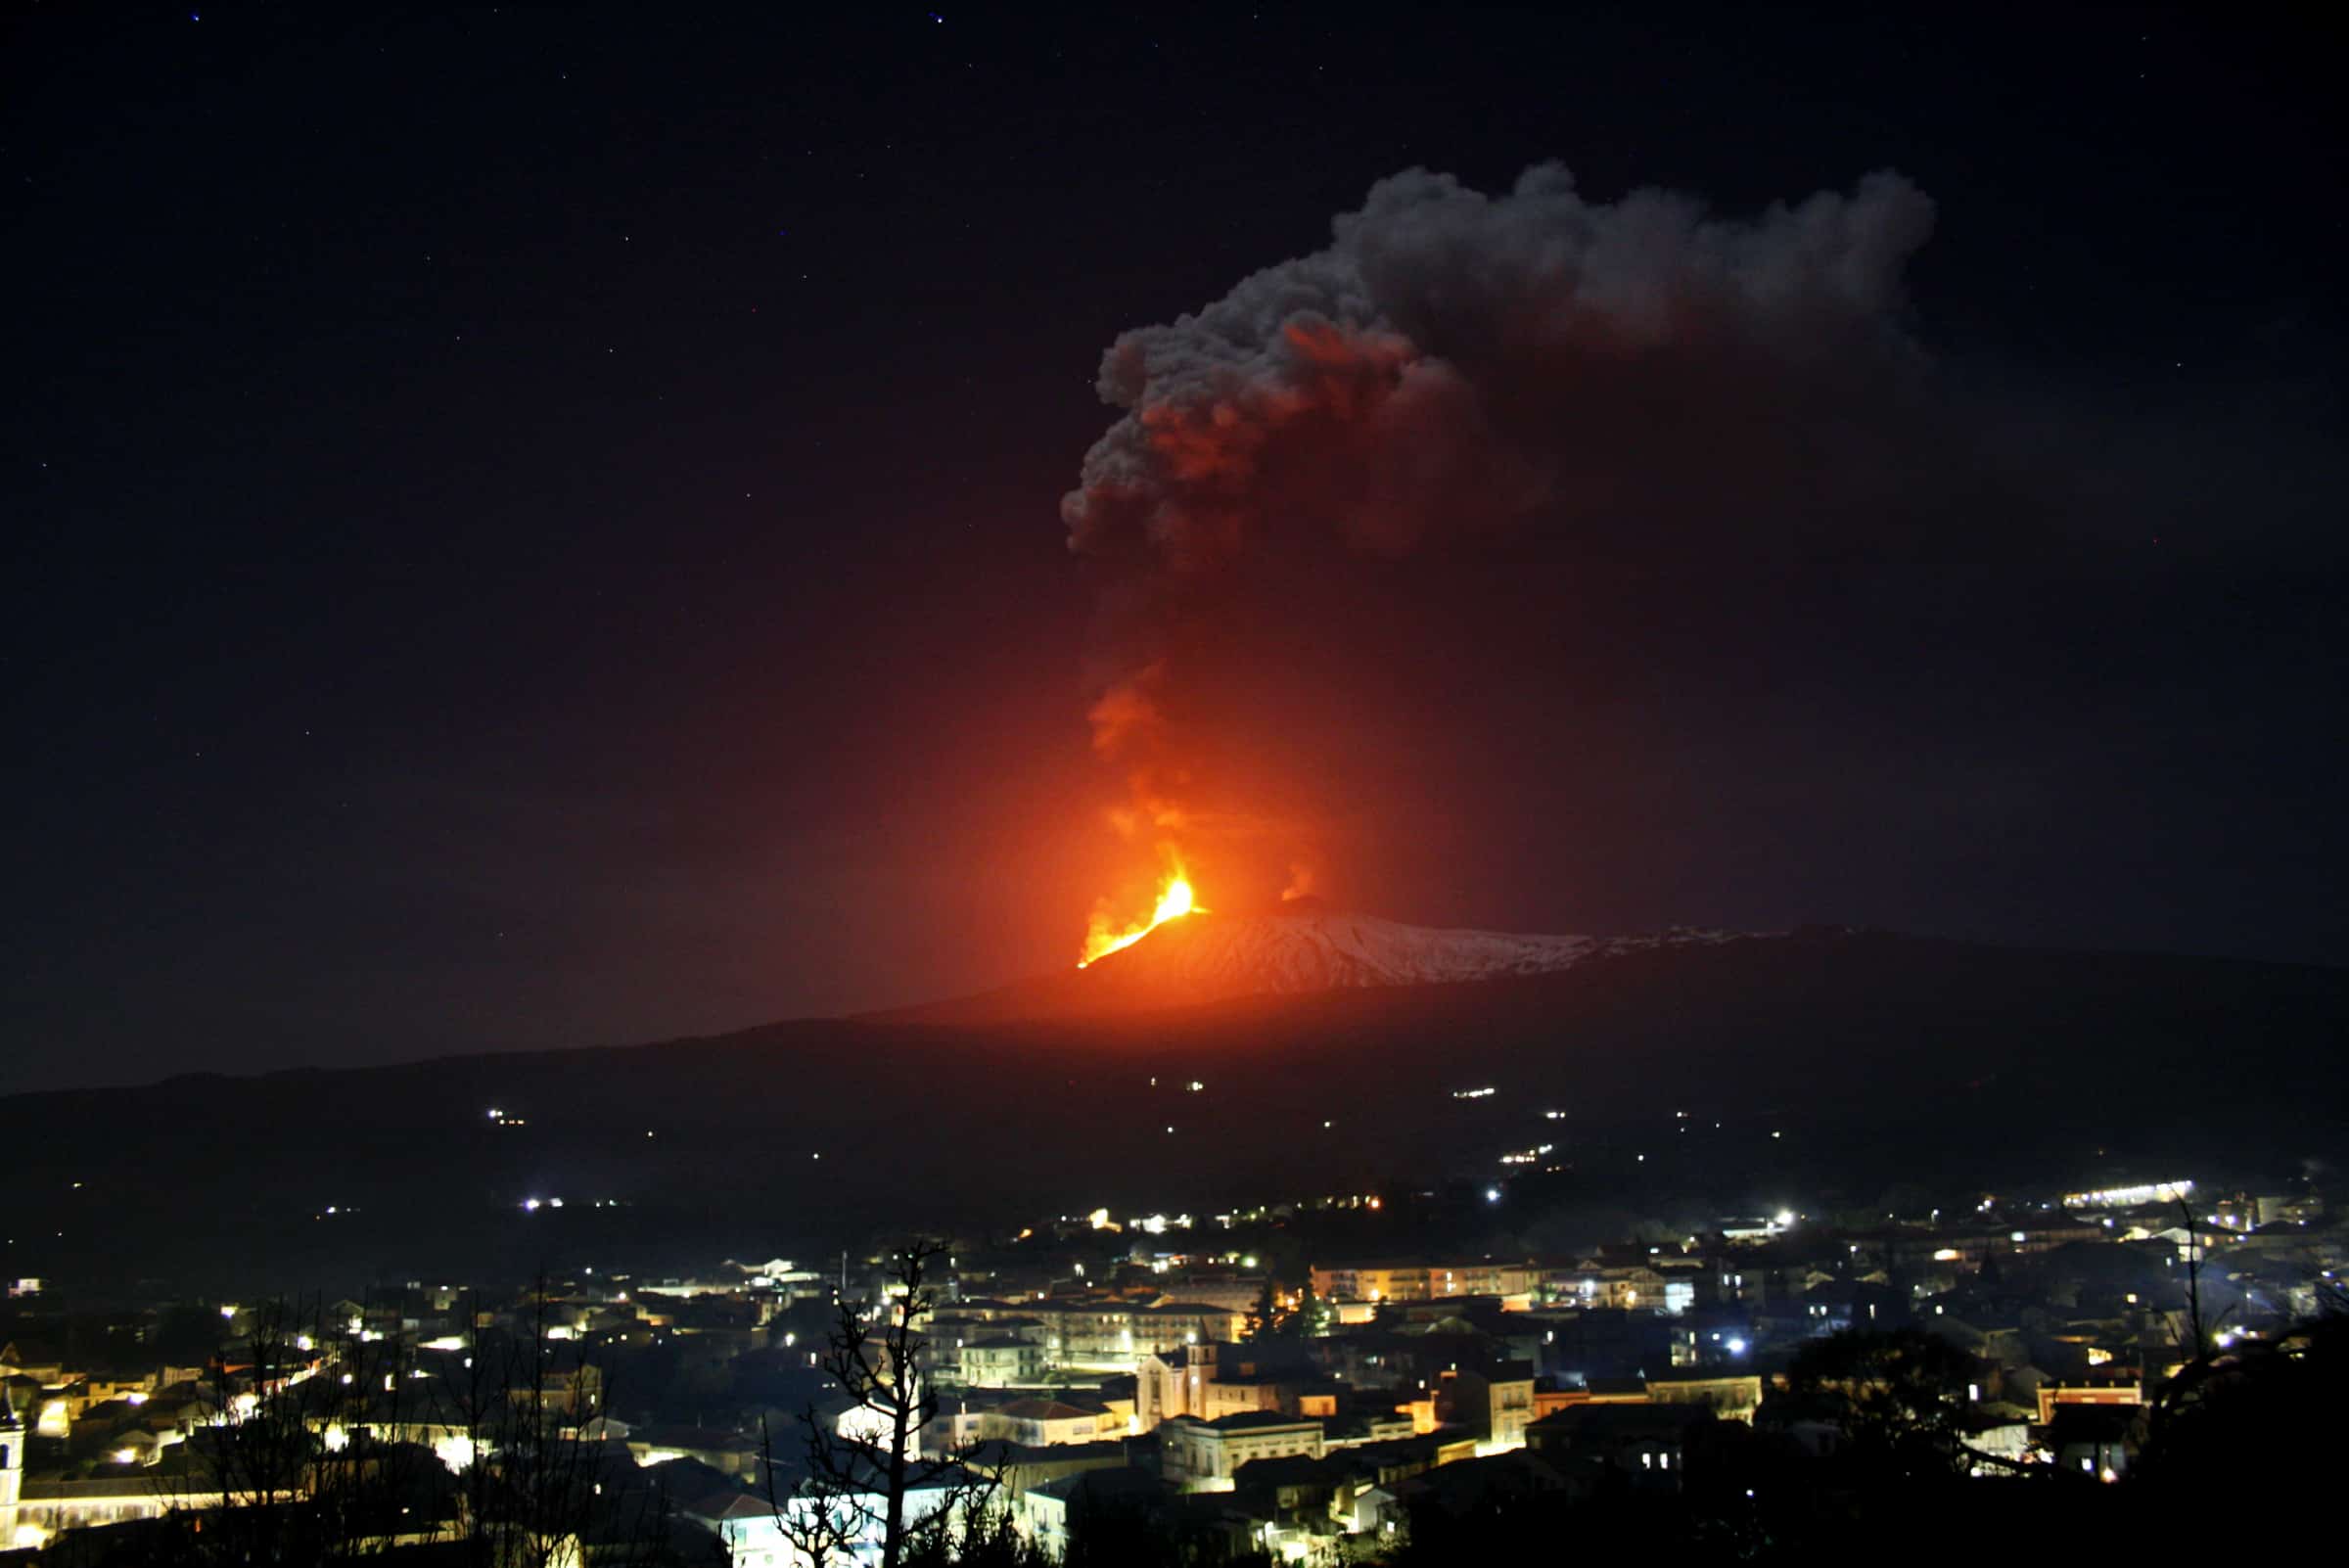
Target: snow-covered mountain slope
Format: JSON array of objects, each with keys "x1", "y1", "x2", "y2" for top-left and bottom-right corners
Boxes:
[
  {"x1": 1085, "y1": 900, "x2": 1745, "y2": 999},
  {"x1": 878, "y1": 901, "x2": 1753, "y2": 1025}
]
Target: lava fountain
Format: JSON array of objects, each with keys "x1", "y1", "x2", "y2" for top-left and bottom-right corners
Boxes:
[{"x1": 1079, "y1": 867, "x2": 1200, "y2": 967}]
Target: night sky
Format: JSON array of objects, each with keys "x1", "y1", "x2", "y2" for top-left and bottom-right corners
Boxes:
[{"x1": 5, "y1": 8, "x2": 2342, "y2": 1092}]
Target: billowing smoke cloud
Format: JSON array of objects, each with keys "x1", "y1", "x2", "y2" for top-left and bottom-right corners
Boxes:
[
  {"x1": 1067, "y1": 162, "x2": 1937, "y2": 570},
  {"x1": 1064, "y1": 162, "x2": 1949, "y2": 910}
]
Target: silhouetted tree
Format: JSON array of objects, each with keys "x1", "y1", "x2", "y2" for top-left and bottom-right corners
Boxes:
[
  {"x1": 1241, "y1": 1278, "x2": 1295, "y2": 1343},
  {"x1": 1294, "y1": 1278, "x2": 1334, "y2": 1338},
  {"x1": 774, "y1": 1240, "x2": 994, "y2": 1568},
  {"x1": 1782, "y1": 1327, "x2": 1980, "y2": 1481}
]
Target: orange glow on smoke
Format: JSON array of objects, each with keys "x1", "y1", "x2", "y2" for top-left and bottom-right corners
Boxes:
[{"x1": 1079, "y1": 867, "x2": 1199, "y2": 968}]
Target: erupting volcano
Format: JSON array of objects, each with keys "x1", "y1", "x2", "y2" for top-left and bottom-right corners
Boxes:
[
  {"x1": 898, "y1": 896, "x2": 1752, "y2": 1027},
  {"x1": 1079, "y1": 868, "x2": 1200, "y2": 968}
]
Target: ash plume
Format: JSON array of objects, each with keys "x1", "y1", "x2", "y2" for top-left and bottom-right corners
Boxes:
[
  {"x1": 1066, "y1": 161, "x2": 1939, "y2": 574},
  {"x1": 1064, "y1": 161, "x2": 1954, "y2": 902}
]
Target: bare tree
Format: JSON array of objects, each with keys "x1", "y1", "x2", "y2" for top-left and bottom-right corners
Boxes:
[
  {"x1": 759, "y1": 1410, "x2": 862, "y2": 1568},
  {"x1": 773, "y1": 1240, "x2": 996, "y2": 1568},
  {"x1": 458, "y1": 1277, "x2": 615, "y2": 1567},
  {"x1": 161, "y1": 1294, "x2": 325, "y2": 1563},
  {"x1": 2148, "y1": 1194, "x2": 2239, "y2": 1448}
]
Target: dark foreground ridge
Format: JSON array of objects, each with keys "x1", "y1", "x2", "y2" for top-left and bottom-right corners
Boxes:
[{"x1": 7, "y1": 929, "x2": 2345, "y2": 1294}]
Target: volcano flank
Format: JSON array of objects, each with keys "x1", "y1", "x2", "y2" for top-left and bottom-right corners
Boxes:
[{"x1": 883, "y1": 901, "x2": 1751, "y2": 1026}]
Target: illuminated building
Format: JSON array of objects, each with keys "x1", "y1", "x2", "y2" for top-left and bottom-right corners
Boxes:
[
  {"x1": 959, "y1": 1397, "x2": 1125, "y2": 1449},
  {"x1": 1644, "y1": 1372, "x2": 1765, "y2": 1425},
  {"x1": 1309, "y1": 1264, "x2": 1433, "y2": 1306},
  {"x1": 2058, "y1": 1179, "x2": 2194, "y2": 1211},
  {"x1": 1027, "y1": 1300, "x2": 1242, "y2": 1373},
  {"x1": 1309, "y1": 1261, "x2": 1540, "y2": 1306},
  {"x1": 1, "y1": 1390, "x2": 21, "y2": 1549},
  {"x1": 1157, "y1": 1410, "x2": 1325, "y2": 1492},
  {"x1": 958, "y1": 1334, "x2": 1045, "y2": 1388},
  {"x1": 1134, "y1": 1343, "x2": 1302, "y2": 1430},
  {"x1": 1431, "y1": 1362, "x2": 1537, "y2": 1452},
  {"x1": 2035, "y1": 1379, "x2": 2143, "y2": 1425}
]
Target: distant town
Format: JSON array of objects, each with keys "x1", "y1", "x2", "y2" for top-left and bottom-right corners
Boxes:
[{"x1": 3, "y1": 1157, "x2": 2337, "y2": 1564}]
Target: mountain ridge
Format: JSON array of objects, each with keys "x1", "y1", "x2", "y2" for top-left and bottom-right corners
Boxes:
[{"x1": 2, "y1": 929, "x2": 2344, "y2": 1294}]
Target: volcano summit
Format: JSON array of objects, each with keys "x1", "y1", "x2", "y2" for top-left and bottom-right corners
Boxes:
[{"x1": 889, "y1": 900, "x2": 1748, "y2": 1025}]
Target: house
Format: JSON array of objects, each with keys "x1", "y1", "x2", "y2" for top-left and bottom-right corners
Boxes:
[
  {"x1": 0, "y1": 1345, "x2": 68, "y2": 1388},
  {"x1": 2034, "y1": 1378, "x2": 2142, "y2": 1425},
  {"x1": 975, "y1": 1398, "x2": 1123, "y2": 1449},
  {"x1": 1157, "y1": 1411, "x2": 1326, "y2": 1492},
  {"x1": 1229, "y1": 1452, "x2": 1348, "y2": 1521},
  {"x1": 1432, "y1": 1362, "x2": 1537, "y2": 1452},
  {"x1": 1525, "y1": 1404, "x2": 1715, "y2": 1490},
  {"x1": 684, "y1": 1488, "x2": 791, "y2": 1568},
  {"x1": 973, "y1": 1438, "x2": 1128, "y2": 1503},
  {"x1": 958, "y1": 1335, "x2": 1044, "y2": 1388},
  {"x1": 508, "y1": 1363, "x2": 603, "y2": 1415},
  {"x1": 2047, "y1": 1405, "x2": 2141, "y2": 1481},
  {"x1": 6, "y1": 1449, "x2": 300, "y2": 1552},
  {"x1": 1310, "y1": 1263, "x2": 1434, "y2": 1307},
  {"x1": 1644, "y1": 1371, "x2": 1764, "y2": 1425},
  {"x1": 625, "y1": 1424, "x2": 761, "y2": 1477},
  {"x1": 1309, "y1": 1262, "x2": 1541, "y2": 1306},
  {"x1": 1321, "y1": 1409, "x2": 1418, "y2": 1450},
  {"x1": 1018, "y1": 1465, "x2": 1167, "y2": 1560},
  {"x1": 1532, "y1": 1374, "x2": 1649, "y2": 1420},
  {"x1": 691, "y1": 1454, "x2": 974, "y2": 1568}
]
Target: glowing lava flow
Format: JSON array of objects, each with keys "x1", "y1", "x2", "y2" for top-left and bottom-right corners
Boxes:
[{"x1": 1079, "y1": 871, "x2": 1198, "y2": 967}]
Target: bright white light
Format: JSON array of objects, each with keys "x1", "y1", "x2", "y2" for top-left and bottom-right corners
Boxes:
[
  {"x1": 1485, "y1": 1187, "x2": 1502, "y2": 1203},
  {"x1": 523, "y1": 1198, "x2": 541, "y2": 1212},
  {"x1": 1773, "y1": 1210, "x2": 1794, "y2": 1228},
  {"x1": 1727, "y1": 1337, "x2": 1748, "y2": 1356}
]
